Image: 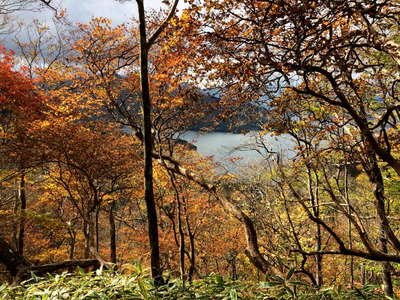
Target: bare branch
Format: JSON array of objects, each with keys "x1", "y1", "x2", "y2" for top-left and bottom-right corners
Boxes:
[{"x1": 146, "y1": 0, "x2": 179, "y2": 49}]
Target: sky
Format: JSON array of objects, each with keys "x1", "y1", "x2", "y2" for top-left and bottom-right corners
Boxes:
[
  {"x1": 2, "y1": 0, "x2": 184, "y2": 49},
  {"x1": 17, "y1": 0, "x2": 172, "y2": 25}
]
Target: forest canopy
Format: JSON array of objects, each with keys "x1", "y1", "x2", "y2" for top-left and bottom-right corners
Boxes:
[{"x1": 0, "y1": 0, "x2": 400, "y2": 298}]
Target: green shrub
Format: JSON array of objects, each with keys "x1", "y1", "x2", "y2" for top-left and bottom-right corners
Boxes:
[{"x1": 0, "y1": 267, "x2": 387, "y2": 299}]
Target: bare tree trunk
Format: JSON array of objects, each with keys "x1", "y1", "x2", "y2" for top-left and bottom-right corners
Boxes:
[
  {"x1": 0, "y1": 236, "x2": 102, "y2": 282},
  {"x1": 89, "y1": 213, "x2": 96, "y2": 257},
  {"x1": 109, "y1": 201, "x2": 117, "y2": 264},
  {"x1": 13, "y1": 178, "x2": 19, "y2": 251},
  {"x1": 177, "y1": 193, "x2": 185, "y2": 285},
  {"x1": 380, "y1": 231, "x2": 394, "y2": 298},
  {"x1": 159, "y1": 156, "x2": 272, "y2": 275},
  {"x1": 67, "y1": 226, "x2": 76, "y2": 260},
  {"x1": 315, "y1": 224, "x2": 323, "y2": 287},
  {"x1": 344, "y1": 165, "x2": 354, "y2": 288},
  {"x1": 361, "y1": 263, "x2": 366, "y2": 285},
  {"x1": 17, "y1": 173, "x2": 26, "y2": 256},
  {"x1": 363, "y1": 152, "x2": 394, "y2": 297},
  {"x1": 95, "y1": 207, "x2": 100, "y2": 253},
  {"x1": 184, "y1": 197, "x2": 196, "y2": 282},
  {"x1": 83, "y1": 211, "x2": 96, "y2": 259},
  {"x1": 220, "y1": 185, "x2": 271, "y2": 274},
  {"x1": 83, "y1": 219, "x2": 90, "y2": 259},
  {"x1": 136, "y1": 0, "x2": 162, "y2": 285},
  {"x1": 307, "y1": 167, "x2": 323, "y2": 287},
  {"x1": 187, "y1": 228, "x2": 195, "y2": 281},
  {"x1": 168, "y1": 171, "x2": 186, "y2": 284},
  {"x1": 0, "y1": 236, "x2": 30, "y2": 278},
  {"x1": 314, "y1": 181, "x2": 323, "y2": 287}
]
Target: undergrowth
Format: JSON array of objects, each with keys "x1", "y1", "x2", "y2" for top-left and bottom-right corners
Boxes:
[{"x1": 0, "y1": 265, "x2": 388, "y2": 299}]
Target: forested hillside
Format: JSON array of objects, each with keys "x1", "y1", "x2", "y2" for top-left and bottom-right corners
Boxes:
[{"x1": 0, "y1": 0, "x2": 400, "y2": 298}]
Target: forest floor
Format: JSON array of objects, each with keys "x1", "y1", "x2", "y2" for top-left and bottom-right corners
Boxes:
[{"x1": 0, "y1": 268, "x2": 390, "y2": 299}]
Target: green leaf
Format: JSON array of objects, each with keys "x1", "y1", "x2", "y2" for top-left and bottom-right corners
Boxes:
[
  {"x1": 260, "y1": 281, "x2": 283, "y2": 288},
  {"x1": 270, "y1": 275, "x2": 285, "y2": 283},
  {"x1": 214, "y1": 274, "x2": 224, "y2": 286},
  {"x1": 229, "y1": 289, "x2": 238, "y2": 300},
  {"x1": 286, "y1": 268, "x2": 295, "y2": 280}
]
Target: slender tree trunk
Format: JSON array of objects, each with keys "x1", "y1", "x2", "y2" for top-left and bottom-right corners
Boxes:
[
  {"x1": 84, "y1": 211, "x2": 96, "y2": 259},
  {"x1": 184, "y1": 199, "x2": 195, "y2": 282},
  {"x1": 68, "y1": 227, "x2": 76, "y2": 260},
  {"x1": 83, "y1": 219, "x2": 89, "y2": 259},
  {"x1": 344, "y1": 165, "x2": 354, "y2": 288},
  {"x1": 315, "y1": 224, "x2": 323, "y2": 287},
  {"x1": 136, "y1": 0, "x2": 162, "y2": 284},
  {"x1": 361, "y1": 263, "x2": 366, "y2": 285},
  {"x1": 17, "y1": 173, "x2": 26, "y2": 256},
  {"x1": 13, "y1": 178, "x2": 19, "y2": 250},
  {"x1": 177, "y1": 195, "x2": 185, "y2": 285},
  {"x1": 315, "y1": 184, "x2": 323, "y2": 287},
  {"x1": 109, "y1": 201, "x2": 117, "y2": 264},
  {"x1": 380, "y1": 231, "x2": 394, "y2": 298},
  {"x1": 89, "y1": 213, "x2": 96, "y2": 257},
  {"x1": 95, "y1": 207, "x2": 100, "y2": 253},
  {"x1": 363, "y1": 152, "x2": 394, "y2": 297},
  {"x1": 168, "y1": 171, "x2": 186, "y2": 284},
  {"x1": 187, "y1": 230, "x2": 195, "y2": 281},
  {"x1": 231, "y1": 257, "x2": 237, "y2": 280},
  {"x1": 307, "y1": 167, "x2": 323, "y2": 287}
]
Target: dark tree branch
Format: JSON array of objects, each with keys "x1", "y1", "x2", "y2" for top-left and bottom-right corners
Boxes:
[{"x1": 147, "y1": 0, "x2": 180, "y2": 49}]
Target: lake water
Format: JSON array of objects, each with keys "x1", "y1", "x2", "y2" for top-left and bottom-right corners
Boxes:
[{"x1": 179, "y1": 131, "x2": 294, "y2": 171}]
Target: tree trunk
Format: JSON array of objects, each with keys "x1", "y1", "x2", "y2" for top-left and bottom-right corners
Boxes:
[
  {"x1": 380, "y1": 232, "x2": 394, "y2": 298},
  {"x1": 187, "y1": 229, "x2": 195, "y2": 282},
  {"x1": 344, "y1": 164, "x2": 354, "y2": 288},
  {"x1": 12, "y1": 179, "x2": 19, "y2": 251},
  {"x1": 83, "y1": 219, "x2": 89, "y2": 259},
  {"x1": 17, "y1": 173, "x2": 26, "y2": 256},
  {"x1": 159, "y1": 155, "x2": 272, "y2": 275},
  {"x1": 307, "y1": 168, "x2": 323, "y2": 287},
  {"x1": 184, "y1": 199, "x2": 196, "y2": 282},
  {"x1": 109, "y1": 201, "x2": 117, "y2": 264},
  {"x1": 0, "y1": 236, "x2": 100, "y2": 281},
  {"x1": 136, "y1": 0, "x2": 162, "y2": 285},
  {"x1": 0, "y1": 236, "x2": 30, "y2": 278},
  {"x1": 83, "y1": 211, "x2": 96, "y2": 259},
  {"x1": 177, "y1": 195, "x2": 185, "y2": 285},
  {"x1": 96, "y1": 207, "x2": 100, "y2": 253},
  {"x1": 315, "y1": 224, "x2": 323, "y2": 287},
  {"x1": 220, "y1": 185, "x2": 271, "y2": 274},
  {"x1": 30, "y1": 259, "x2": 101, "y2": 276},
  {"x1": 168, "y1": 171, "x2": 186, "y2": 284},
  {"x1": 363, "y1": 151, "x2": 394, "y2": 297},
  {"x1": 67, "y1": 226, "x2": 76, "y2": 260}
]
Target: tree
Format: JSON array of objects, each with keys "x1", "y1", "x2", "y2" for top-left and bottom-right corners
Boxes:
[
  {"x1": 183, "y1": 0, "x2": 400, "y2": 295},
  {"x1": 57, "y1": 6, "x2": 209, "y2": 283},
  {"x1": 0, "y1": 1, "x2": 258, "y2": 282},
  {"x1": 38, "y1": 121, "x2": 138, "y2": 260},
  {"x1": 0, "y1": 45, "x2": 107, "y2": 281}
]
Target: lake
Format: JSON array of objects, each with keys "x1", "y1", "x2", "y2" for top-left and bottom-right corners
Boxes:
[{"x1": 178, "y1": 131, "x2": 294, "y2": 171}]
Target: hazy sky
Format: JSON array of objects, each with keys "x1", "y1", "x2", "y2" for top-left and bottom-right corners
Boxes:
[
  {"x1": 16, "y1": 0, "x2": 177, "y2": 25},
  {"x1": 2, "y1": 0, "x2": 185, "y2": 51}
]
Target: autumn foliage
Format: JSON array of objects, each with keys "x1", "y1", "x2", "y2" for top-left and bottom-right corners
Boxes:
[{"x1": 0, "y1": 0, "x2": 400, "y2": 298}]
